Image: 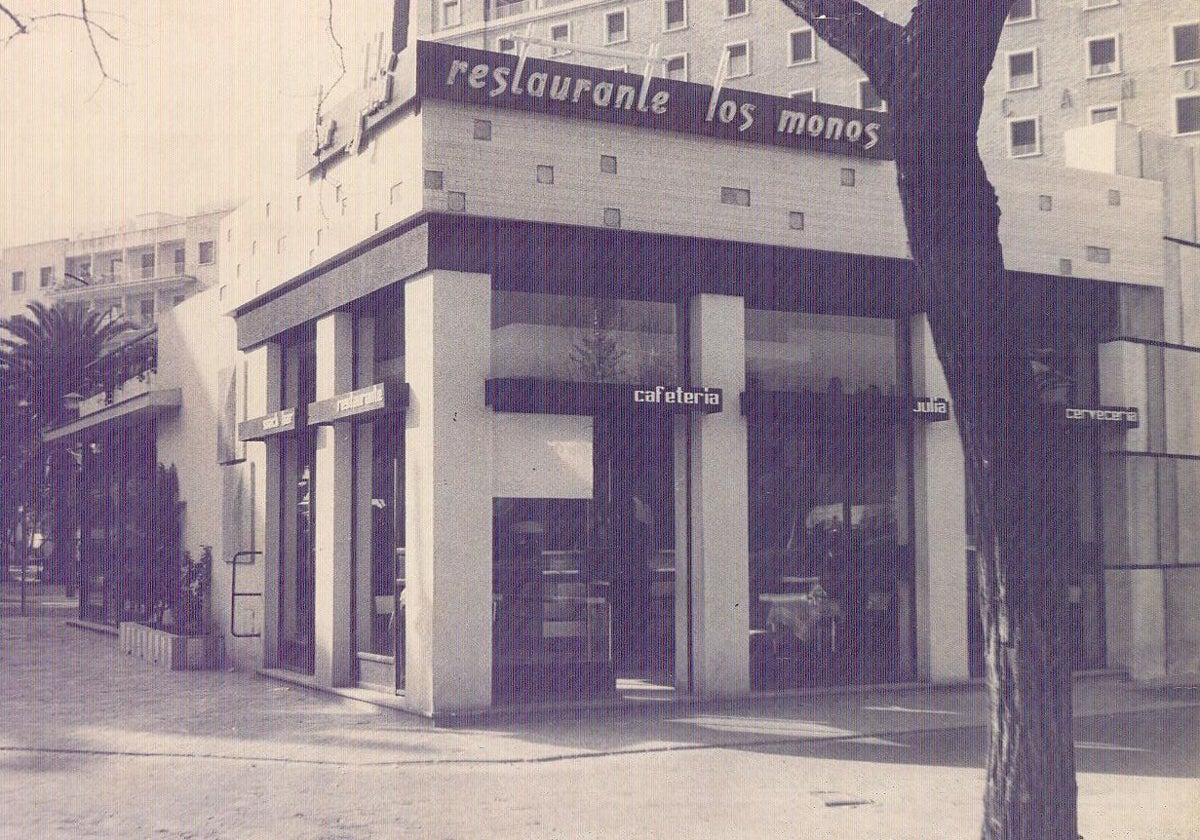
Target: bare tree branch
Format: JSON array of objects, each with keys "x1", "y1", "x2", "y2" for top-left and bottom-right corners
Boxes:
[
  {"x1": 779, "y1": 0, "x2": 902, "y2": 93},
  {"x1": 0, "y1": 2, "x2": 27, "y2": 36},
  {"x1": 78, "y1": 0, "x2": 115, "y2": 83},
  {"x1": 28, "y1": 11, "x2": 117, "y2": 41}
]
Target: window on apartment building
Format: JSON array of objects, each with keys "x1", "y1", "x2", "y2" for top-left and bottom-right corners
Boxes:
[
  {"x1": 1008, "y1": 116, "x2": 1041, "y2": 157},
  {"x1": 1083, "y1": 0, "x2": 1118, "y2": 9},
  {"x1": 39, "y1": 266, "x2": 53, "y2": 288},
  {"x1": 441, "y1": 0, "x2": 461, "y2": 28},
  {"x1": 665, "y1": 54, "x2": 688, "y2": 81},
  {"x1": 1089, "y1": 103, "x2": 1122, "y2": 123},
  {"x1": 198, "y1": 241, "x2": 215, "y2": 264},
  {"x1": 1177, "y1": 95, "x2": 1200, "y2": 135},
  {"x1": 725, "y1": 0, "x2": 748, "y2": 18},
  {"x1": 725, "y1": 42, "x2": 750, "y2": 78},
  {"x1": 1086, "y1": 36, "x2": 1120, "y2": 77},
  {"x1": 789, "y1": 27, "x2": 815, "y2": 65},
  {"x1": 605, "y1": 9, "x2": 628, "y2": 45},
  {"x1": 11, "y1": 271, "x2": 25, "y2": 292},
  {"x1": 497, "y1": 36, "x2": 517, "y2": 53},
  {"x1": 549, "y1": 22, "x2": 571, "y2": 55},
  {"x1": 1085, "y1": 246, "x2": 1111, "y2": 264},
  {"x1": 1008, "y1": 0, "x2": 1035, "y2": 21},
  {"x1": 663, "y1": 0, "x2": 687, "y2": 31},
  {"x1": 1173, "y1": 23, "x2": 1200, "y2": 64},
  {"x1": 109, "y1": 257, "x2": 123, "y2": 280},
  {"x1": 1006, "y1": 49, "x2": 1038, "y2": 90},
  {"x1": 859, "y1": 78, "x2": 885, "y2": 111},
  {"x1": 139, "y1": 299, "x2": 155, "y2": 322},
  {"x1": 141, "y1": 252, "x2": 155, "y2": 279},
  {"x1": 174, "y1": 247, "x2": 185, "y2": 274},
  {"x1": 791, "y1": 89, "x2": 817, "y2": 104}
]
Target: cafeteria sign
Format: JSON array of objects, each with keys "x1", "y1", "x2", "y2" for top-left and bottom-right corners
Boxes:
[{"x1": 417, "y1": 41, "x2": 892, "y2": 160}]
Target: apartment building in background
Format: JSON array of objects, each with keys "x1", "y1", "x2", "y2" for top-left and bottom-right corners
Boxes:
[
  {"x1": 1, "y1": 210, "x2": 228, "y2": 322},
  {"x1": 421, "y1": 0, "x2": 1200, "y2": 164}
]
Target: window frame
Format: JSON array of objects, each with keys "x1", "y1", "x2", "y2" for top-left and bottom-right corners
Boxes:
[
  {"x1": 664, "y1": 52, "x2": 689, "y2": 81},
  {"x1": 1007, "y1": 0, "x2": 1037, "y2": 23},
  {"x1": 1082, "y1": 0, "x2": 1119, "y2": 10},
  {"x1": 1175, "y1": 93, "x2": 1200, "y2": 136},
  {"x1": 1170, "y1": 21, "x2": 1200, "y2": 65},
  {"x1": 724, "y1": 0, "x2": 749, "y2": 21},
  {"x1": 858, "y1": 78, "x2": 887, "y2": 112},
  {"x1": 787, "y1": 26, "x2": 816, "y2": 66},
  {"x1": 662, "y1": 0, "x2": 687, "y2": 32},
  {"x1": 198, "y1": 240, "x2": 215, "y2": 265},
  {"x1": 39, "y1": 266, "x2": 54, "y2": 288},
  {"x1": 1088, "y1": 102, "x2": 1123, "y2": 124},
  {"x1": 1007, "y1": 115, "x2": 1042, "y2": 158},
  {"x1": 604, "y1": 8, "x2": 629, "y2": 46},
  {"x1": 11, "y1": 271, "x2": 25, "y2": 293},
  {"x1": 789, "y1": 88, "x2": 818, "y2": 104},
  {"x1": 1005, "y1": 48, "x2": 1040, "y2": 91},
  {"x1": 549, "y1": 21, "x2": 572, "y2": 56},
  {"x1": 723, "y1": 40, "x2": 751, "y2": 79},
  {"x1": 441, "y1": 0, "x2": 462, "y2": 29},
  {"x1": 1085, "y1": 34, "x2": 1121, "y2": 79},
  {"x1": 496, "y1": 36, "x2": 518, "y2": 54}
]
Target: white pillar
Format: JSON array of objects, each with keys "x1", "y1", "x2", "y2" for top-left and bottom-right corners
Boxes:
[
  {"x1": 313, "y1": 311, "x2": 355, "y2": 686},
  {"x1": 257, "y1": 343, "x2": 283, "y2": 670},
  {"x1": 910, "y1": 314, "x2": 970, "y2": 683},
  {"x1": 403, "y1": 270, "x2": 493, "y2": 715},
  {"x1": 683, "y1": 293, "x2": 750, "y2": 700}
]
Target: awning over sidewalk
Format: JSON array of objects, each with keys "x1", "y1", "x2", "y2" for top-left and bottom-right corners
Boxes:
[{"x1": 41, "y1": 388, "x2": 181, "y2": 444}]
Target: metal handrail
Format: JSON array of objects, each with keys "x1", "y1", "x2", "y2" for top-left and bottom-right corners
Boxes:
[{"x1": 226, "y1": 550, "x2": 263, "y2": 638}]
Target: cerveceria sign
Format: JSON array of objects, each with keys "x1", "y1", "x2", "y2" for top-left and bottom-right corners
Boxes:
[
  {"x1": 1059, "y1": 405, "x2": 1139, "y2": 427},
  {"x1": 417, "y1": 41, "x2": 892, "y2": 160}
]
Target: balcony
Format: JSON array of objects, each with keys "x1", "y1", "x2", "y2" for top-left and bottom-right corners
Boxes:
[{"x1": 49, "y1": 270, "x2": 196, "y2": 301}]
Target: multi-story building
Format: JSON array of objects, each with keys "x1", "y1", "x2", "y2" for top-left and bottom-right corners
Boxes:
[
  {"x1": 41, "y1": 33, "x2": 1197, "y2": 718},
  {"x1": 421, "y1": 0, "x2": 1200, "y2": 165},
  {"x1": 1, "y1": 210, "x2": 228, "y2": 323}
]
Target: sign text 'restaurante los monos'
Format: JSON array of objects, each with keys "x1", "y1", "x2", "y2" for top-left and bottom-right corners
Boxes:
[{"x1": 417, "y1": 41, "x2": 892, "y2": 160}]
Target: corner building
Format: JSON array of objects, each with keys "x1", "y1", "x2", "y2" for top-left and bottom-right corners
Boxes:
[{"x1": 181, "y1": 36, "x2": 1200, "y2": 718}]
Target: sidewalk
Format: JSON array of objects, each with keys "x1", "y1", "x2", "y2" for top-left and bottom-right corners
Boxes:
[{"x1": 2, "y1": 614, "x2": 1198, "y2": 839}]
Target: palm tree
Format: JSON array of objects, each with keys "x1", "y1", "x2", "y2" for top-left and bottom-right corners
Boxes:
[{"x1": 0, "y1": 302, "x2": 133, "y2": 590}]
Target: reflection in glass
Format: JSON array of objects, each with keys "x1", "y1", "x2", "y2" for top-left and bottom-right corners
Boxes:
[
  {"x1": 492, "y1": 291, "x2": 678, "y2": 384},
  {"x1": 746, "y1": 310, "x2": 910, "y2": 688}
]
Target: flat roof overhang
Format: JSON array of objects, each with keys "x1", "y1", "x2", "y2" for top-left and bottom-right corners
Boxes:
[{"x1": 42, "y1": 388, "x2": 182, "y2": 444}]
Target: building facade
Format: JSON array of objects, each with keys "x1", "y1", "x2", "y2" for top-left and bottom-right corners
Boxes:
[
  {"x1": 416, "y1": 0, "x2": 1200, "y2": 165},
  {"x1": 1, "y1": 210, "x2": 227, "y2": 323},
  {"x1": 43, "y1": 31, "x2": 1200, "y2": 718}
]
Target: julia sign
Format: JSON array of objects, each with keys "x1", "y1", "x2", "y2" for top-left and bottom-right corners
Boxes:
[
  {"x1": 418, "y1": 41, "x2": 892, "y2": 160},
  {"x1": 912, "y1": 396, "x2": 951, "y2": 421}
]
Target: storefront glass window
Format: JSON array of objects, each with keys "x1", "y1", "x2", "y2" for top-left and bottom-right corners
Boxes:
[
  {"x1": 492, "y1": 291, "x2": 679, "y2": 384},
  {"x1": 745, "y1": 309, "x2": 910, "y2": 688},
  {"x1": 279, "y1": 328, "x2": 317, "y2": 674}
]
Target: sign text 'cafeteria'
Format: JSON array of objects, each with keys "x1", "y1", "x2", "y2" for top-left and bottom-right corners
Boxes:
[{"x1": 418, "y1": 41, "x2": 892, "y2": 160}]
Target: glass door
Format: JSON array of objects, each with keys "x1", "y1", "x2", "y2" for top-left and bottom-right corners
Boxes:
[{"x1": 279, "y1": 331, "x2": 316, "y2": 674}]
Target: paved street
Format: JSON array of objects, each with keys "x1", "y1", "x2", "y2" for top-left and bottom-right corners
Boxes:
[{"x1": 2, "y1": 614, "x2": 1198, "y2": 840}]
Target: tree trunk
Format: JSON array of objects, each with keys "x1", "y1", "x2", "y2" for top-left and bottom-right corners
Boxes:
[
  {"x1": 778, "y1": 1, "x2": 1080, "y2": 837},
  {"x1": 890, "y1": 5, "x2": 1079, "y2": 839}
]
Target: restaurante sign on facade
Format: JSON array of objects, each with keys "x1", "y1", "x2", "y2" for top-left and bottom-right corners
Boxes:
[{"x1": 418, "y1": 41, "x2": 893, "y2": 160}]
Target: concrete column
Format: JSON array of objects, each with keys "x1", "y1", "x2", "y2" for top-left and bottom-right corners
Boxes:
[
  {"x1": 681, "y1": 293, "x2": 750, "y2": 700},
  {"x1": 257, "y1": 342, "x2": 283, "y2": 669},
  {"x1": 313, "y1": 311, "x2": 355, "y2": 686},
  {"x1": 354, "y1": 317, "x2": 376, "y2": 658},
  {"x1": 1099, "y1": 339, "x2": 1166, "y2": 681},
  {"x1": 910, "y1": 314, "x2": 970, "y2": 683},
  {"x1": 403, "y1": 270, "x2": 493, "y2": 715}
]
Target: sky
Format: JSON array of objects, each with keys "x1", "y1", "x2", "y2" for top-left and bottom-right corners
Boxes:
[{"x1": 0, "y1": 0, "x2": 395, "y2": 246}]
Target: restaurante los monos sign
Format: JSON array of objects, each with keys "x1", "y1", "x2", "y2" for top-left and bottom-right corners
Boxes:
[{"x1": 418, "y1": 41, "x2": 892, "y2": 160}]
